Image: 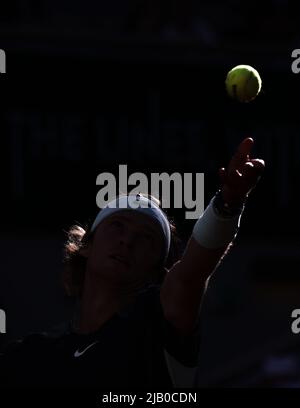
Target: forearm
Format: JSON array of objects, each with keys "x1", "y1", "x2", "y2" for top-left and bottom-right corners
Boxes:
[
  {"x1": 161, "y1": 237, "x2": 232, "y2": 330},
  {"x1": 161, "y1": 194, "x2": 242, "y2": 333},
  {"x1": 161, "y1": 137, "x2": 264, "y2": 334},
  {"x1": 178, "y1": 236, "x2": 232, "y2": 287}
]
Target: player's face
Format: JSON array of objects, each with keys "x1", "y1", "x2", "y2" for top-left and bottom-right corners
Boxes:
[{"x1": 85, "y1": 211, "x2": 165, "y2": 286}]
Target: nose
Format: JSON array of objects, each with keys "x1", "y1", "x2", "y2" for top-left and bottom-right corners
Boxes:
[{"x1": 119, "y1": 230, "x2": 136, "y2": 249}]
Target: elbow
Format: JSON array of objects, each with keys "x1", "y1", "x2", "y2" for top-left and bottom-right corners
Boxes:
[{"x1": 163, "y1": 308, "x2": 200, "y2": 336}]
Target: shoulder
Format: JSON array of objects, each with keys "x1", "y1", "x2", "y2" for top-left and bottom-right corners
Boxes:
[{"x1": 0, "y1": 322, "x2": 70, "y2": 357}]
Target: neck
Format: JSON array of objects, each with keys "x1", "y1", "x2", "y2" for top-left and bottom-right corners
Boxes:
[{"x1": 74, "y1": 272, "x2": 144, "y2": 334}]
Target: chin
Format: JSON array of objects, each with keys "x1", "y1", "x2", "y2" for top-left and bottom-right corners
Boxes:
[{"x1": 93, "y1": 259, "x2": 134, "y2": 282}]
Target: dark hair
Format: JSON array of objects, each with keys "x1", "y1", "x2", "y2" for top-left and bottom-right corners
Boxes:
[{"x1": 62, "y1": 194, "x2": 182, "y2": 297}]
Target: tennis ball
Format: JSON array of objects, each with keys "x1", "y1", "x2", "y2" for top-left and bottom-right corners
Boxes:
[{"x1": 225, "y1": 65, "x2": 262, "y2": 103}]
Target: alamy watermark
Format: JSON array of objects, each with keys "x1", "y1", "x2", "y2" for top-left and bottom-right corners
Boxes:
[
  {"x1": 291, "y1": 49, "x2": 300, "y2": 74},
  {"x1": 0, "y1": 49, "x2": 6, "y2": 73},
  {"x1": 0, "y1": 309, "x2": 6, "y2": 334},
  {"x1": 96, "y1": 165, "x2": 204, "y2": 219},
  {"x1": 291, "y1": 309, "x2": 300, "y2": 334}
]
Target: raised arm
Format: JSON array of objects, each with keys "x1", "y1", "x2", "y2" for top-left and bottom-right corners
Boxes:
[{"x1": 160, "y1": 137, "x2": 265, "y2": 334}]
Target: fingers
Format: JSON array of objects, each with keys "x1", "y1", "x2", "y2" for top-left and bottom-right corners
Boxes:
[
  {"x1": 219, "y1": 165, "x2": 245, "y2": 185},
  {"x1": 237, "y1": 137, "x2": 254, "y2": 156},
  {"x1": 228, "y1": 137, "x2": 254, "y2": 173},
  {"x1": 241, "y1": 158, "x2": 265, "y2": 186},
  {"x1": 243, "y1": 159, "x2": 265, "y2": 177},
  {"x1": 242, "y1": 162, "x2": 255, "y2": 180},
  {"x1": 234, "y1": 137, "x2": 254, "y2": 162},
  {"x1": 220, "y1": 136, "x2": 265, "y2": 192},
  {"x1": 227, "y1": 169, "x2": 243, "y2": 185},
  {"x1": 218, "y1": 167, "x2": 227, "y2": 184},
  {"x1": 219, "y1": 166, "x2": 244, "y2": 185},
  {"x1": 250, "y1": 158, "x2": 265, "y2": 171}
]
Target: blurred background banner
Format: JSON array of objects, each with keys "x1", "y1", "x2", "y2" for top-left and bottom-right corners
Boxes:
[{"x1": 1, "y1": 0, "x2": 300, "y2": 387}]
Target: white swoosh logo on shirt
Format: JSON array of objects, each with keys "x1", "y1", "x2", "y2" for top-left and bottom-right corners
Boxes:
[{"x1": 74, "y1": 341, "x2": 99, "y2": 358}]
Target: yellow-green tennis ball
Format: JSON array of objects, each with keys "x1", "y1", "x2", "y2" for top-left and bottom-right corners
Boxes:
[{"x1": 225, "y1": 65, "x2": 262, "y2": 103}]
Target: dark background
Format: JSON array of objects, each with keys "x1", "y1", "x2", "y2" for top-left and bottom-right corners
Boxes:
[{"x1": 1, "y1": 0, "x2": 300, "y2": 386}]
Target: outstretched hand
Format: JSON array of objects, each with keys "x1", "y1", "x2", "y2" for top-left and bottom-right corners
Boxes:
[{"x1": 219, "y1": 138, "x2": 265, "y2": 207}]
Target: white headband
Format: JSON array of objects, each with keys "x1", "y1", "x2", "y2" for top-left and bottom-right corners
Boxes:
[{"x1": 90, "y1": 194, "x2": 171, "y2": 262}]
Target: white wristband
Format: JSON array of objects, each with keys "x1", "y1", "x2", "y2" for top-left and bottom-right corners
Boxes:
[{"x1": 192, "y1": 196, "x2": 244, "y2": 249}]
